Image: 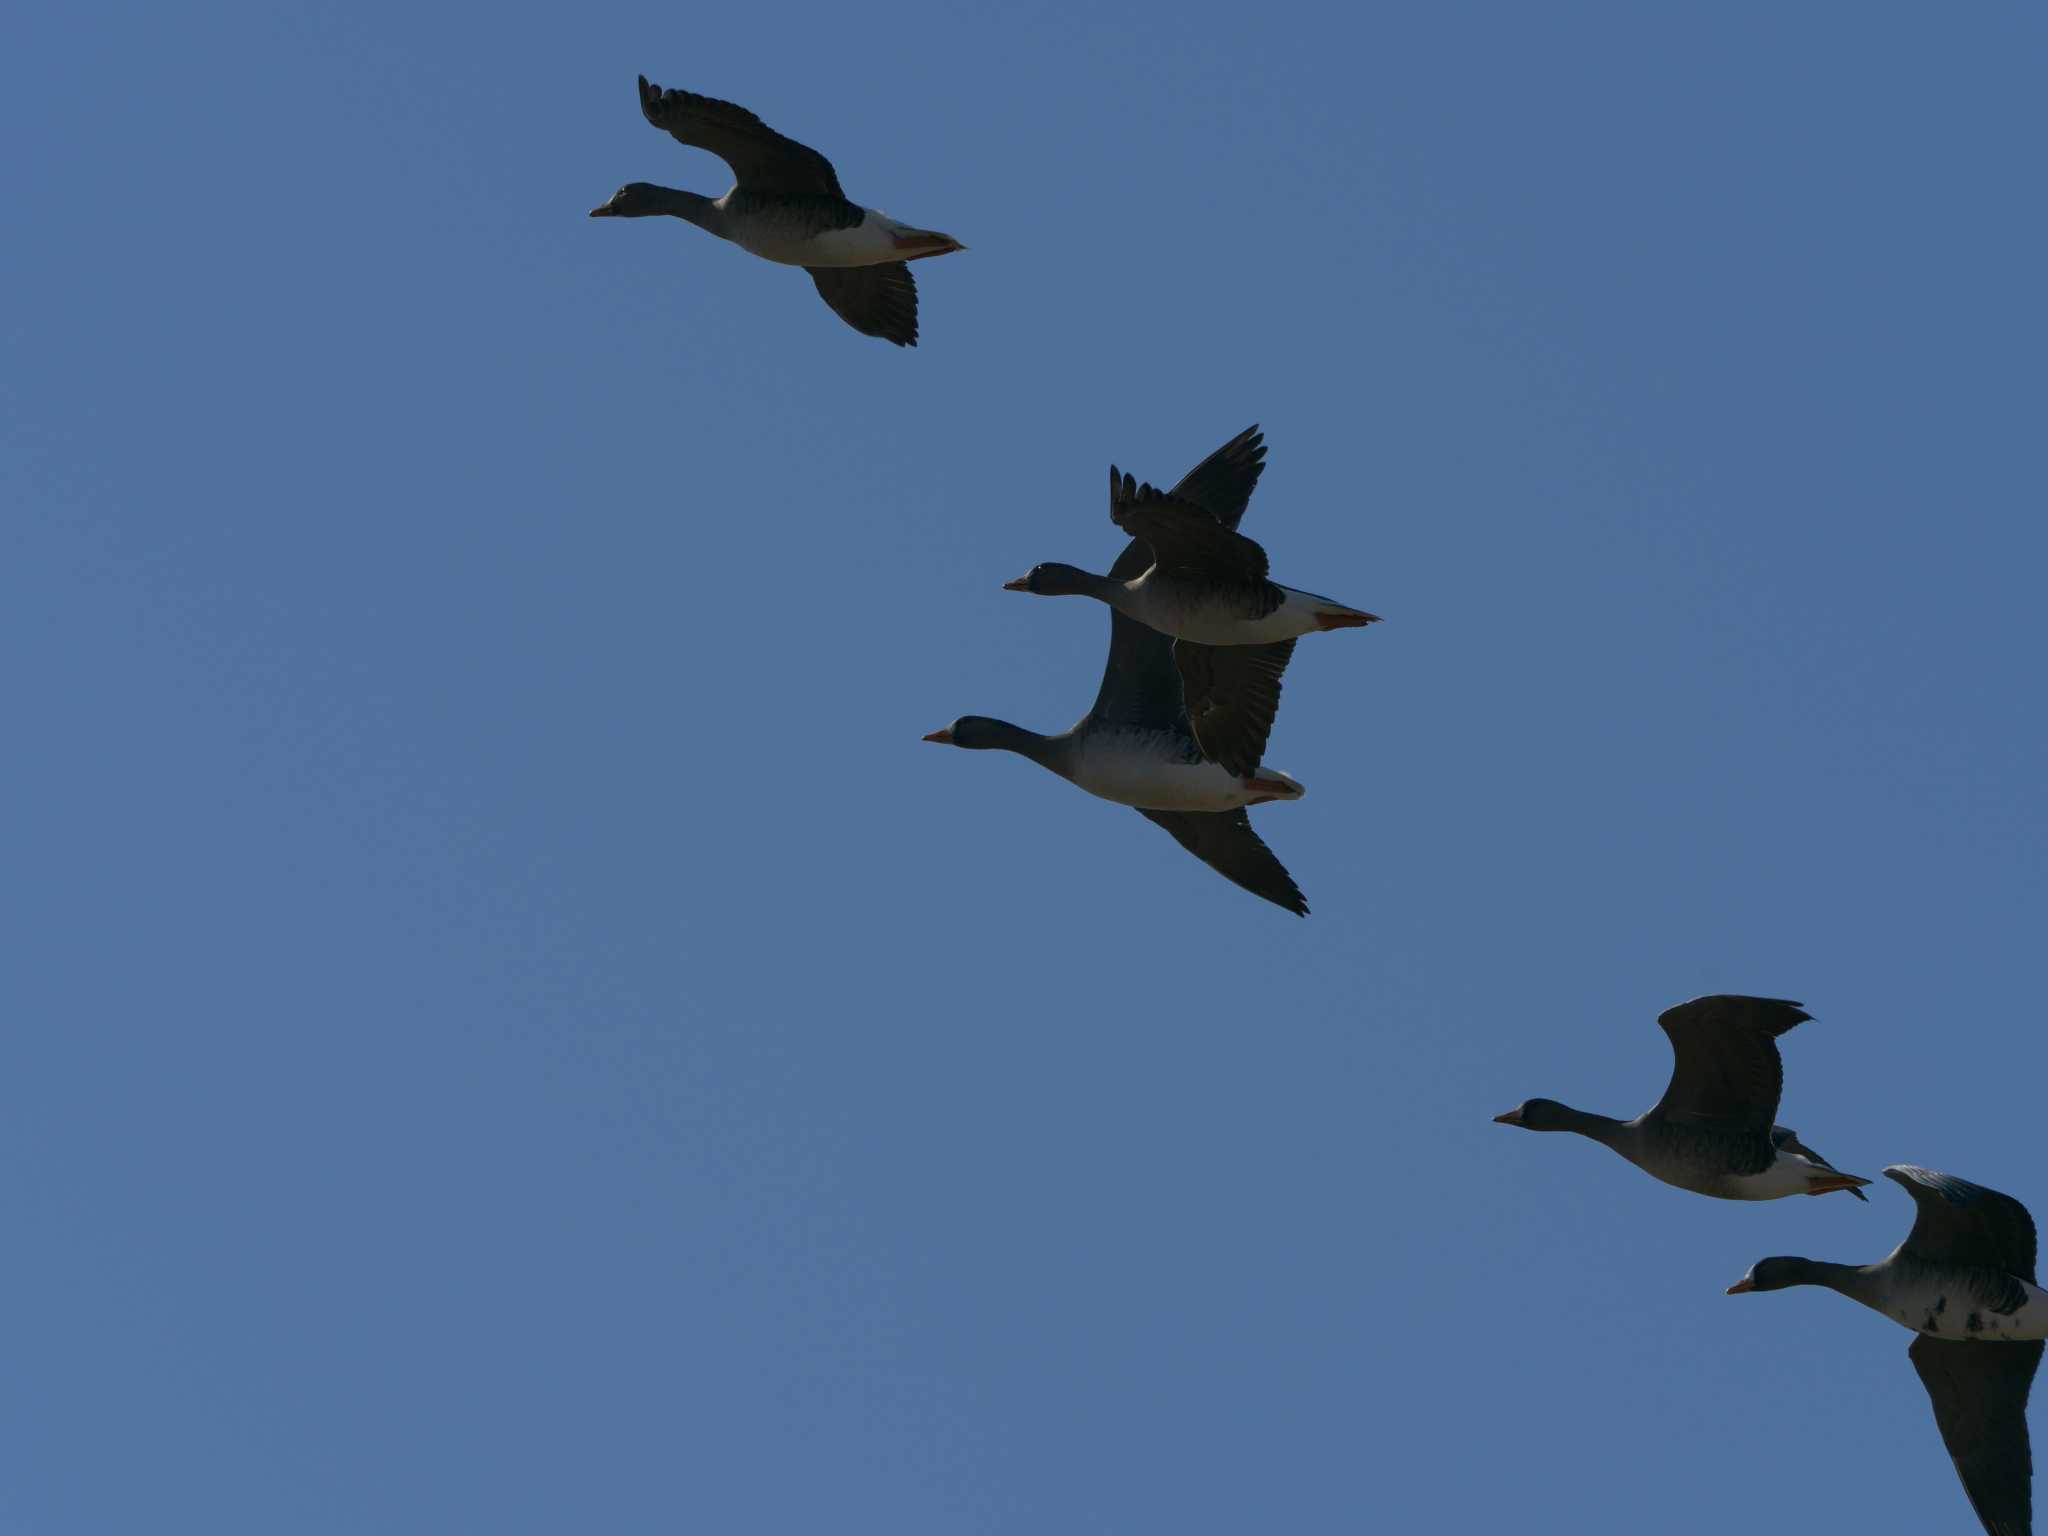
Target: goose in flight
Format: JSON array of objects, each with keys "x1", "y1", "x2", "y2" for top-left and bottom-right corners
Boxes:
[
  {"x1": 591, "y1": 76, "x2": 965, "y2": 345},
  {"x1": 1493, "y1": 994, "x2": 1871, "y2": 1200},
  {"x1": 924, "y1": 427, "x2": 1309, "y2": 914},
  {"x1": 1004, "y1": 470, "x2": 1377, "y2": 773},
  {"x1": 1006, "y1": 480, "x2": 1383, "y2": 649},
  {"x1": 1730, "y1": 1166, "x2": 2045, "y2": 1535}
]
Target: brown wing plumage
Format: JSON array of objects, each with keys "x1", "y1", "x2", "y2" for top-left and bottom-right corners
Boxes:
[
  {"x1": 1173, "y1": 640, "x2": 1295, "y2": 778},
  {"x1": 807, "y1": 264, "x2": 918, "y2": 346},
  {"x1": 637, "y1": 76, "x2": 844, "y2": 197}
]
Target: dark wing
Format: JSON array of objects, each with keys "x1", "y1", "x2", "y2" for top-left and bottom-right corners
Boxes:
[
  {"x1": 1090, "y1": 428, "x2": 1273, "y2": 731},
  {"x1": 1137, "y1": 808, "x2": 1307, "y2": 916},
  {"x1": 1650, "y1": 995, "x2": 1810, "y2": 1133},
  {"x1": 1105, "y1": 425, "x2": 1268, "y2": 584},
  {"x1": 1888, "y1": 1167, "x2": 2040, "y2": 1279},
  {"x1": 1910, "y1": 1335, "x2": 2040, "y2": 1536},
  {"x1": 807, "y1": 264, "x2": 917, "y2": 346},
  {"x1": 1173, "y1": 640, "x2": 1295, "y2": 778},
  {"x1": 1168, "y1": 424, "x2": 1267, "y2": 529},
  {"x1": 1108, "y1": 473, "x2": 1270, "y2": 580},
  {"x1": 638, "y1": 76, "x2": 843, "y2": 197},
  {"x1": 1773, "y1": 1125, "x2": 1868, "y2": 1200},
  {"x1": 1086, "y1": 611, "x2": 1191, "y2": 733}
]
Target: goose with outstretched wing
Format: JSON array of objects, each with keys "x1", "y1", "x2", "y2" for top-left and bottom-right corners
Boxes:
[
  {"x1": 1730, "y1": 1166, "x2": 2046, "y2": 1535},
  {"x1": 925, "y1": 427, "x2": 1309, "y2": 915},
  {"x1": 590, "y1": 76, "x2": 964, "y2": 346},
  {"x1": 1493, "y1": 994, "x2": 1871, "y2": 1200}
]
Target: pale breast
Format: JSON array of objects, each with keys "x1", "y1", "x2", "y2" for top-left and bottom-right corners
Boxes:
[
  {"x1": 1065, "y1": 735, "x2": 1252, "y2": 811},
  {"x1": 1888, "y1": 1276, "x2": 2048, "y2": 1340}
]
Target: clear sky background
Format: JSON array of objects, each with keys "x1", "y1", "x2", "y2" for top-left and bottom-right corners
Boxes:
[{"x1": 5, "y1": 3, "x2": 2045, "y2": 1531}]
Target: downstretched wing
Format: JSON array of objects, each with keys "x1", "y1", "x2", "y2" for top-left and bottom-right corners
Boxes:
[
  {"x1": 1086, "y1": 611, "x2": 1189, "y2": 733},
  {"x1": 1910, "y1": 1335, "x2": 2040, "y2": 1536},
  {"x1": 808, "y1": 264, "x2": 918, "y2": 346},
  {"x1": 1137, "y1": 808, "x2": 1307, "y2": 916},
  {"x1": 1173, "y1": 640, "x2": 1295, "y2": 778},
  {"x1": 638, "y1": 76, "x2": 844, "y2": 197},
  {"x1": 1888, "y1": 1167, "x2": 2039, "y2": 1279},
  {"x1": 1108, "y1": 472, "x2": 1270, "y2": 580},
  {"x1": 1651, "y1": 995, "x2": 1809, "y2": 1134}
]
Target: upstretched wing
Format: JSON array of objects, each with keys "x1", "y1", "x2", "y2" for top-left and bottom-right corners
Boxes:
[
  {"x1": 1888, "y1": 1167, "x2": 2039, "y2": 1279},
  {"x1": 1137, "y1": 808, "x2": 1307, "y2": 916},
  {"x1": 1105, "y1": 425, "x2": 1267, "y2": 584},
  {"x1": 638, "y1": 76, "x2": 844, "y2": 197},
  {"x1": 1091, "y1": 428, "x2": 1269, "y2": 732},
  {"x1": 1651, "y1": 995, "x2": 1809, "y2": 1134},
  {"x1": 1108, "y1": 473, "x2": 1270, "y2": 581},
  {"x1": 1173, "y1": 640, "x2": 1295, "y2": 778},
  {"x1": 808, "y1": 264, "x2": 918, "y2": 346},
  {"x1": 1910, "y1": 1335, "x2": 2040, "y2": 1536},
  {"x1": 1167, "y1": 424, "x2": 1267, "y2": 531}
]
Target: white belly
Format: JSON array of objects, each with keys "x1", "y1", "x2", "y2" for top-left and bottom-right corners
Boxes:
[
  {"x1": 718, "y1": 202, "x2": 901, "y2": 268},
  {"x1": 1883, "y1": 1277, "x2": 2048, "y2": 1339},
  {"x1": 1123, "y1": 585, "x2": 1342, "y2": 646},
  {"x1": 789, "y1": 211, "x2": 901, "y2": 267},
  {"x1": 1722, "y1": 1151, "x2": 1833, "y2": 1201},
  {"x1": 1065, "y1": 735, "x2": 1301, "y2": 811}
]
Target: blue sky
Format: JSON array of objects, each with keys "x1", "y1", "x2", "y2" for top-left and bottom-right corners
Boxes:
[{"x1": 5, "y1": 2, "x2": 2045, "y2": 1530}]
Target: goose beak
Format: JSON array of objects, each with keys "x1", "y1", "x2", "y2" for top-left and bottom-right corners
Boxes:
[
  {"x1": 1725, "y1": 1278, "x2": 1755, "y2": 1295},
  {"x1": 1492, "y1": 1110, "x2": 1524, "y2": 1126},
  {"x1": 922, "y1": 729, "x2": 955, "y2": 745},
  {"x1": 588, "y1": 205, "x2": 617, "y2": 217},
  {"x1": 1001, "y1": 576, "x2": 1031, "y2": 592}
]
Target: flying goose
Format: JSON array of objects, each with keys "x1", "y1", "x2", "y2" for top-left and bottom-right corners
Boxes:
[
  {"x1": 1008, "y1": 474, "x2": 1376, "y2": 692},
  {"x1": 924, "y1": 427, "x2": 1309, "y2": 914},
  {"x1": 1730, "y1": 1166, "x2": 2045, "y2": 1535},
  {"x1": 590, "y1": 76, "x2": 965, "y2": 346},
  {"x1": 1001, "y1": 472, "x2": 1376, "y2": 774},
  {"x1": 1493, "y1": 994, "x2": 1871, "y2": 1200}
]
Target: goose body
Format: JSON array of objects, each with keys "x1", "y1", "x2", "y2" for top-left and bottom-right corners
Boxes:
[
  {"x1": 925, "y1": 428, "x2": 1310, "y2": 915},
  {"x1": 1617, "y1": 1122, "x2": 1877, "y2": 1202},
  {"x1": 591, "y1": 77, "x2": 963, "y2": 345},
  {"x1": 1057, "y1": 728, "x2": 1302, "y2": 812},
  {"x1": 1494, "y1": 995, "x2": 1872, "y2": 1201},
  {"x1": 712, "y1": 198, "x2": 948, "y2": 267},
  {"x1": 1731, "y1": 1167, "x2": 2046, "y2": 1535},
  {"x1": 1114, "y1": 575, "x2": 1378, "y2": 646},
  {"x1": 1006, "y1": 474, "x2": 1379, "y2": 656},
  {"x1": 1870, "y1": 1267, "x2": 2048, "y2": 1342}
]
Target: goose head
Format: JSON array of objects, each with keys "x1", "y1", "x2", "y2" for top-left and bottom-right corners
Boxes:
[
  {"x1": 1002, "y1": 562, "x2": 1105, "y2": 597},
  {"x1": 1725, "y1": 1257, "x2": 1828, "y2": 1295},
  {"x1": 922, "y1": 716, "x2": 1039, "y2": 751},
  {"x1": 590, "y1": 183, "x2": 675, "y2": 218},
  {"x1": 1492, "y1": 1098, "x2": 1586, "y2": 1132}
]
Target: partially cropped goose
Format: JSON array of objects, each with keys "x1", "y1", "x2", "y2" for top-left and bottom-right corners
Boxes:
[
  {"x1": 1493, "y1": 994, "x2": 1871, "y2": 1200},
  {"x1": 1730, "y1": 1166, "x2": 2044, "y2": 1535},
  {"x1": 924, "y1": 427, "x2": 1308, "y2": 915},
  {"x1": 590, "y1": 76, "x2": 964, "y2": 346}
]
